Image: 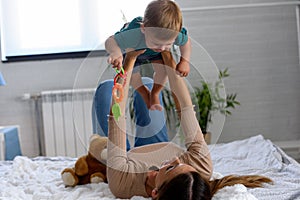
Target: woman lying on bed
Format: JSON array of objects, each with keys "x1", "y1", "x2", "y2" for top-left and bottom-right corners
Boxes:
[{"x1": 106, "y1": 49, "x2": 272, "y2": 200}]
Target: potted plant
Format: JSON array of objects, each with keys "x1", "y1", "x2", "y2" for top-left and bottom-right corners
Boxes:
[
  {"x1": 129, "y1": 68, "x2": 240, "y2": 144},
  {"x1": 192, "y1": 68, "x2": 240, "y2": 143},
  {"x1": 159, "y1": 68, "x2": 240, "y2": 144}
]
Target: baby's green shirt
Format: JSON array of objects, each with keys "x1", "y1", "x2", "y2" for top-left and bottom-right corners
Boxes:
[{"x1": 114, "y1": 17, "x2": 188, "y2": 56}]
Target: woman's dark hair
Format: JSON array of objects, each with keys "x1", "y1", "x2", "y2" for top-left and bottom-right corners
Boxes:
[
  {"x1": 156, "y1": 172, "x2": 273, "y2": 200},
  {"x1": 157, "y1": 171, "x2": 212, "y2": 200}
]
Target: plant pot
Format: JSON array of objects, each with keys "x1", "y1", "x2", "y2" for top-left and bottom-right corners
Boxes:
[{"x1": 203, "y1": 132, "x2": 211, "y2": 145}]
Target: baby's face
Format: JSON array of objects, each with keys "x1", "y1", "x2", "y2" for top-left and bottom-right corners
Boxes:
[{"x1": 143, "y1": 30, "x2": 176, "y2": 52}]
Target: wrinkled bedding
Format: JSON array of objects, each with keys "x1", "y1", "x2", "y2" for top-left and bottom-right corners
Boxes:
[
  {"x1": 210, "y1": 135, "x2": 300, "y2": 200},
  {"x1": 0, "y1": 135, "x2": 299, "y2": 200}
]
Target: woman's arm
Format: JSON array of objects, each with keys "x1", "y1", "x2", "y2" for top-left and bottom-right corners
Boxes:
[
  {"x1": 107, "y1": 49, "x2": 145, "y2": 159},
  {"x1": 161, "y1": 50, "x2": 201, "y2": 145},
  {"x1": 161, "y1": 51, "x2": 192, "y2": 109},
  {"x1": 107, "y1": 49, "x2": 149, "y2": 198},
  {"x1": 161, "y1": 51, "x2": 213, "y2": 179}
]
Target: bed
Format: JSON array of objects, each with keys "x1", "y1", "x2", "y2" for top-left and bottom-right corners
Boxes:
[{"x1": 0, "y1": 135, "x2": 299, "y2": 200}]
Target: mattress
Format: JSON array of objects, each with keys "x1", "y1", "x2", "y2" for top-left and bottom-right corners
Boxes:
[{"x1": 0, "y1": 135, "x2": 299, "y2": 200}]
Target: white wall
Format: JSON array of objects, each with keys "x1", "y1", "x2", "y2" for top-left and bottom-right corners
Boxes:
[
  {"x1": 0, "y1": 56, "x2": 103, "y2": 156},
  {"x1": 178, "y1": 0, "x2": 300, "y2": 143},
  {"x1": 0, "y1": 0, "x2": 299, "y2": 157}
]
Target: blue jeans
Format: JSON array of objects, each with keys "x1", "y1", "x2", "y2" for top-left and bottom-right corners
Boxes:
[{"x1": 92, "y1": 77, "x2": 168, "y2": 151}]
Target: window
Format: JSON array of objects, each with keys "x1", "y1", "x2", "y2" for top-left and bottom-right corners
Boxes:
[{"x1": 0, "y1": 0, "x2": 152, "y2": 62}]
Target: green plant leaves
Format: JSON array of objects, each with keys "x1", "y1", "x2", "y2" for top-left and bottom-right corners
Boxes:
[
  {"x1": 192, "y1": 68, "x2": 240, "y2": 133},
  {"x1": 128, "y1": 68, "x2": 240, "y2": 134}
]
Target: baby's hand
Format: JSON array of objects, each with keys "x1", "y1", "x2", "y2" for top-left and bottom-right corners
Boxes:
[
  {"x1": 176, "y1": 60, "x2": 190, "y2": 77},
  {"x1": 107, "y1": 52, "x2": 123, "y2": 69}
]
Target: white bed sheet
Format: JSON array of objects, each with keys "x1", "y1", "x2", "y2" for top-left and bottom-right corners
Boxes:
[
  {"x1": 0, "y1": 135, "x2": 299, "y2": 200},
  {"x1": 210, "y1": 135, "x2": 300, "y2": 200}
]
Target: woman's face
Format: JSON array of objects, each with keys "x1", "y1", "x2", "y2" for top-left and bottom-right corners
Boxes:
[{"x1": 155, "y1": 157, "x2": 196, "y2": 190}]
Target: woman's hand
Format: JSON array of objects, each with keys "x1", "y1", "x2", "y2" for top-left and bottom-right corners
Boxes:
[
  {"x1": 122, "y1": 49, "x2": 146, "y2": 72},
  {"x1": 125, "y1": 48, "x2": 146, "y2": 58}
]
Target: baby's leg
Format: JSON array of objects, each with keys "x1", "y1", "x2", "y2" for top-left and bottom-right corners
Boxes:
[
  {"x1": 150, "y1": 60, "x2": 167, "y2": 111},
  {"x1": 130, "y1": 72, "x2": 151, "y2": 108}
]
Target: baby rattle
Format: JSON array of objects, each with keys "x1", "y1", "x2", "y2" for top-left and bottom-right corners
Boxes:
[{"x1": 112, "y1": 67, "x2": 127, "y2": 121}]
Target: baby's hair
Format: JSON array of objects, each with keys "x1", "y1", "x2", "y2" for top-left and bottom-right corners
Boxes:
[{"x1": 143, "y1": 0, "x2": 182, "y2": 40}]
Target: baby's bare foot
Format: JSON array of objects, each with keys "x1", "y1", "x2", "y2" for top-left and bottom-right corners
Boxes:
[
  {"x1": 150, "y1": 94, "x2": 163, "y2": 111},
  {"x1": 150, "y1": 104, "x2": 163, "y2": 111}
]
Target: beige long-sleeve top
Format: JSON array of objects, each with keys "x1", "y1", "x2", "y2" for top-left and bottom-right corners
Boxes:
[{"x1": 107, "y1": 106, "x2": 213, "y2": 199}]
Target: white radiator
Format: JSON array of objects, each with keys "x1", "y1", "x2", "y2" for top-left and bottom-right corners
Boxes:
[{"x1": 40, "y1": 88, "x2": 95, "y2": 157}]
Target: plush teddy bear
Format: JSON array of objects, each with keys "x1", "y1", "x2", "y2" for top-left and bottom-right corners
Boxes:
[{"x1": 61, "y1": 134, "x2": 108, "y2": 186}]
